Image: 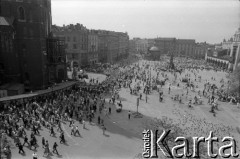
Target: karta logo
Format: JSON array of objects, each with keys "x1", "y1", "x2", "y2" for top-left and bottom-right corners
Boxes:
[{"x1": 142, "y1": 130, "x2": 239, "y2": 158}]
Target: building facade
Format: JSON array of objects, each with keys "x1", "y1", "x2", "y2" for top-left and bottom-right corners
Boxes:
[
  {"x1": 53, "y1": 25, "x2": 129, "y2": 66},
  {"x1": 97, "y1": 30, "x2": 109, "y2": 63},
  {"x1": 97, "y1": 30, "x2": 129, "y2": 64},
  {"x1": 154, "y1": 37, "x2": 197, "y2": 57},
  {"x1": 135, "y1": 38, "x2": 148, "y2": 54},
  {"x1": 0, "y1": 16, "x2": 17, "y2": 85},
  {"x1": 176, "y1": 39, "x2": 195, "y2": 57},
  {"x1": 117, "y1": 32, "x2": 129, "y2": 60},
  {"x1": 194, "y1": 42, "x2": 210, "y2": 59},
  {"x1": 0, "y1": 0, "x2": 66, "y2": 90},
  {"x1": 154, "y1": 37, "x2": 176, "y2": 55},
  {"x1": 205, "y1": 28, "x2": 240, "y2": 71},
  {"x1": 46, "y1": 35, "x2": 66, "y2": 83},
  {"x1": 129, "y1": 39, "x2": 137, "y2": 54},
  {"x1": 87, "y1": 30, "x2": 98, "y2": 65},
  {"x1": 52, "y1": 24, "x2": 88, "y2": 68}
]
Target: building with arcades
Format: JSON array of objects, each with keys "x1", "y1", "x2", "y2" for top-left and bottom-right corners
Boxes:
[
  {"x1": 0, "y1": 0, "x2": 66, "y2": 92},
  {"x1": 206, "y1": 28, "x2": 240, "y2": 71}
]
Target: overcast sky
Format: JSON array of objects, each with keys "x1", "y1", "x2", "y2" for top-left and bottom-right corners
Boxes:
[{"x1": 51, "y1": 0, "x2": 240, "y2": 43}]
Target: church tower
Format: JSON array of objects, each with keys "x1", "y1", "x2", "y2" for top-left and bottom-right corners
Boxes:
[{"x1": 0, "y1": 0, "x2": 52, "y2": 89}]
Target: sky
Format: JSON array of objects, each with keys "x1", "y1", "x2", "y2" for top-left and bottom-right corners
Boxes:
[{"x1": 51, "y1": 0, "x2": 240, "y2": 44}]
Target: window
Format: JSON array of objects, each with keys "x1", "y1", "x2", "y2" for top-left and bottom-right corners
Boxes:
[
  {"x1": 67, "y1": 37, "x2": 70, "y2": 41},
  {"x1": 73, "y1": 44, "x2": 77, "y2": 49},
  {"x1": 73, "y1": 36, "x2": 76, "y2": 42},
  {"x1": 18, "y1": 7, "x2": 25, "y2": 20},
  {"x1": 29, "y1": 29, "x2": 34, "y2": 37}
]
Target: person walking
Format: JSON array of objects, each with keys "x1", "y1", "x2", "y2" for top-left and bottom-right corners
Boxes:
[
  {"x1": 60, "y1": 132, "x2": 65, "y2": 144},
  {"x1": 128, "y1": 111, "x2": 131, "y2": 120},
  {"x1": 70, "y1": 125, "x2": 75, "y2": 135},
  {"x1": 69, "y1": 118, "x2": 73, "y2": 127},
  {"x1": 30, "y1": 138, "x2": 37, "y2": 150},
  {"x1": 18, "y1": 142, "x2": 25, "y2": 154},
  {"x1": 82, "y1": 120, "x2": 86, "y2": 129},
  {"x1": 52, "y1": 142, "x2": 59, "y2": 155},
  {"x1": 97, "y1": 116, "x2": 101, "y2": 125},
  {"x1": 22, "y1": 135, "x2": 29, "y2": 146},
  {"x1": 74, "y1": 126, "x2": 80, "y2": 136},
  {"x1": 42, "y1": 137, "x2": 45, "y2": 148},
  {"x1": 102, "y1": 125, "x2": 106, "y2": 135},
  {"x1": 50, "y1": 126, "x2": 55, "y2": 136}
]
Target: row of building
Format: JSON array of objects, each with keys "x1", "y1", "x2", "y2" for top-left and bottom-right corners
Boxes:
[
  {"x1": 130, "y1": 37, "x2": 212, "y2": 60},
  {"x1": 52, "y1": 24, "x2": 129, "y2": 68},
  {"x1": 205, "y1": 27, "x2": 240, "y2": 71},
  {"x1": 0, "y1": 0, "x2": 129, "y2": 96}
]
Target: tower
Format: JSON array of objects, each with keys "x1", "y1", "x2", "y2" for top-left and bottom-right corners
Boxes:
[{"x1": 0, "y1": 0, "x2": 52, "y2": 90}]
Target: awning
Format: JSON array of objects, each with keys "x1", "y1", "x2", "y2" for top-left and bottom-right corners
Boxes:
[{"x1": 0, "y1": 81, "x2": 77, "y2": 102}]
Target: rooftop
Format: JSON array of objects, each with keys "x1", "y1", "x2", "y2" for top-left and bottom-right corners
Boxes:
[{"x1": 0, "y1": 16, "x2": 14, "y2": 26}]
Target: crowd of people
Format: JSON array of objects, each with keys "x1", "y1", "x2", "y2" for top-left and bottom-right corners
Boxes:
[
  {"x1": 0, "y1": 55, "x2": 141, "y2": 159},
  {"x1": 0, "y1": 55, "x2": 239, "y2": 158},
  {"x1": 0, "y1": 73, "x2": 123, "y2": 159}
]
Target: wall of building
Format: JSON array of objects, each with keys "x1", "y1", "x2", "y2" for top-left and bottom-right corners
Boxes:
[
  {"x1": 0, "y1": 22, "x2": 19, "y2": 84},
  {"x1": 87, "y1": 30, "x2": 98, "y2": 65},
  {"x1": 176, "y1": 39, "x2": 195, "y2": 57},
  {"x1": 96, "y1": 30, "x2": 129, "y2": 64},
  {"x1": 118, "y1": 32, "x2": 129, "y2": 59},
  {"x1": 97, "y1": 31, "x2": 108, "y2": 63},
  {"x1": 52, "y1": 25, "x2": 88, "y2": 67},
  {"x1": 0, "y1": 0, "x2": 53, "y2": 90},
  {"x1": 53, "y1": 26, "x2": 129, "y2": 66},
  {"x1": 155, "y1": 38, "x2": 176, "y2": 55},
  {"x1": 194, "y1": 43, "x2": 210, "y2": 59}
]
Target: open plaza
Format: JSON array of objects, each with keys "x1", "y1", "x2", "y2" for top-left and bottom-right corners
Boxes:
[
  {"x1": 1, "y1": 1, "x2": 240, "y2": 159},
  {"x1": 1, "y1": 56, "x2": 240, "y2": 159}
]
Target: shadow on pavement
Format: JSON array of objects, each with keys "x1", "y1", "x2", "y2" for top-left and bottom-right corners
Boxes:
[
  {"x1": 94, "y1": 103, "x2": 151, "y2": 140},
  {"x1": 62, "y1": 142, "x2": 69, "y2": 146},
  {"x1": 103, "y1": 133, "x2": 110, "y2": 137}
]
